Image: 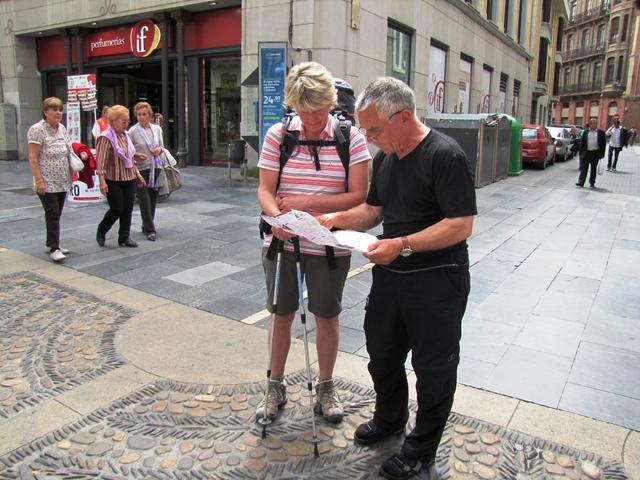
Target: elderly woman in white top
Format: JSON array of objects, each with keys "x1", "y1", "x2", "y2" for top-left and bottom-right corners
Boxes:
[
  {"x1": 27, "y1": 97, "x2": 85, "y2": 262},
  {"x1": 128, "y1": 101, "x2": 165, "y2": 241}
]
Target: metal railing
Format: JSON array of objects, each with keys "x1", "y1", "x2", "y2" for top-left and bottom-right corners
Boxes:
[
  {"x1": 558, "y1": 80, "x2": 603, "y2": 95},
  {"x1": 568, "y1": 4, "x2": 610, "y2": 26},
  {"x1": 562, "y1": 42, "x2": 606, "y2": 60}
]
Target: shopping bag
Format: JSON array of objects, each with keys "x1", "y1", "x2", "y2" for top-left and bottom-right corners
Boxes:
[
  {"x1": 68, "y1": 151, "x2": 84, "y2": 172},
  {"x1": 597, "y1": 160, "x2": 604, "y2": 176}
]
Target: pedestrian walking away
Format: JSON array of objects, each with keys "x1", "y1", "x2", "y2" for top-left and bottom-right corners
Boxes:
[
  {"x1": 319, "y1": 77, "x2": 476, "y2": 480},
  {"x1": 129, "y1": 102, "x2": 166, "y2": 242},
  {"x1": 256, "y1": 61, "x2": 371, "y2": 425},
  {"x1": 605, "y1": 117, "x2": 629, "y2": 172},
  {"x1": 95, "y1": 105, "x2": 146, "y2": 248},
  {"x1": 576, "y1": 117, "x2": 606, "y2": 188},
  {"x1": 27, "y1": 97, "x2": 86, "y2": 263}
]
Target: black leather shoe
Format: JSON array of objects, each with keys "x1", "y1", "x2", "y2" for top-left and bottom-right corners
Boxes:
[
  {"x1": 575, "y1": 183, "x2": 583, "y2": 187},
  {"x1": 147, "y1": 233, "x2": 156, "y2": 241},
  {"x1": 96, "y1": 231, "x2": 106, "y2": 247},
  {"x1": 354, "y1": 419, "x2": 405, "y2": 446},
  {"x1": 118, "y1": 239, "x2": 138, "y2": 248},
  {"x1": 380, "y1": 454, "x2": 435, "y2": 480}
]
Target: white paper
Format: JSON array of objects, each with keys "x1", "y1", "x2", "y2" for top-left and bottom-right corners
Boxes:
[
  {"x1": 333, "y1": 230, "x2": 378, "y2": 252},
  {"x1": 261, "y1": 210, "x2": 377, "y2": 251},
  {"x1": 261, "y1": 210, "x2": 339, "y2": 247}
]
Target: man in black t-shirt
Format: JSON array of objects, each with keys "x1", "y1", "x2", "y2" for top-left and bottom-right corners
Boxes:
[{"x1": 319, "y1": 77, "x2": 476, "y2": 480}]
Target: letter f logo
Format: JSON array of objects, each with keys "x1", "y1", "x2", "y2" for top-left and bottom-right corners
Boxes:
[{"x1": 136, "y1": 25, "x2": 148, "y2": 53}]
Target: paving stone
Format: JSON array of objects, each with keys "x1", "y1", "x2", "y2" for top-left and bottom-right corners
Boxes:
[
  {"x1": 70, "y1": 432, "x2": 96, "y2": 445},
  {"x1": 87, "y1": 442, "x2": 112, "y2": 457},
  {"x1": 127, "y1": 436, "x2": 156, "y2": 450},
  {"x1": 177, "y1": 456, "x2": 194, "y2": 470}
]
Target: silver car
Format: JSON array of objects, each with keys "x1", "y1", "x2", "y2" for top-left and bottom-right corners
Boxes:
[{"x1": 546, "y1": 126, "x2": 574, "y2": 161}]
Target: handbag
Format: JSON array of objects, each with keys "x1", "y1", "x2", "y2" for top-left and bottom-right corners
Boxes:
[
  {"x1": 67, "y1": 146, "x2": 84, "y2": 172},
  {"x1": 164, "y1": 165, "x2": 182, "y2": 192},
  {"x1": 162, "y1": 148, "x2": 177, "y2": 167}
]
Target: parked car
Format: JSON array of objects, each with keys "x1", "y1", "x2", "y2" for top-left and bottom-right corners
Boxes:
[
  {"x1": 521, "y1": 124, "x2": 555, "y2": 169},
  {"x1": 549, "y1": 123, "x2": 582, "y2": 156},
  {"x1": 547, "y1": 126, "x2": 574, "y2": 160}
]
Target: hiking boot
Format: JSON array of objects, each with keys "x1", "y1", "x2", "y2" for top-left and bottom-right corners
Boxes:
[
  {"x1": 255, "y1": 379, "x2": 287, "y2": 421},
  {"x1": 314, "y1": 378, "x2": 343, "y2": 423}
]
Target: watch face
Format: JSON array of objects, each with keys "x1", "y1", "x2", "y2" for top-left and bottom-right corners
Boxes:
[{"x1": 400, "y1": 248, "x2": 412, "y2": 257}]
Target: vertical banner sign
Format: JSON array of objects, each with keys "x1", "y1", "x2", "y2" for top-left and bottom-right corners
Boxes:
[
  {"x1": 481, "y1": 68, "x2": 491, "y2": 113},
  {"x1": 458, "y1": 59, "x2": 471, "y2": 114},
  {"x1": 427, "y1": 45, "x2": 446, "y2": 116},
  {"x1": 66, "y1": 74, "x2": 104, "y2": 203},
  {"x1": 259, "y1": 42, "x2": 287, "y2": 151}
]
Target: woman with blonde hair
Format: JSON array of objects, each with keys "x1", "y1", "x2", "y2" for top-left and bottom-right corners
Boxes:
[
  {"x1": 256, "y1": 61, "x2": 371, "y2": 423},
  {"x1": 27, "y1": 97, "x2": 85, "y2": 262},
  {"x1": 95, "y1": 105, "x2": 145, "y2": 248},
  {"x1": 129, "y1": 101, "x2": 165, "y2": 241}
]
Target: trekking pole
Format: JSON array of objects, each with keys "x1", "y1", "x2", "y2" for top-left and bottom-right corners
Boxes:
[
  {"x1": 259, "y1": 238, "x2": 284, "y2": 439},
  {"x1": 292, "y1": 236, "x2": 320, "y2": 457}
]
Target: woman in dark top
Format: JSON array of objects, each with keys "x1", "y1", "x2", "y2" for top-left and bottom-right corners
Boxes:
[{"x1": 95, "y1": 105, "x2": 145, "y2": 248}]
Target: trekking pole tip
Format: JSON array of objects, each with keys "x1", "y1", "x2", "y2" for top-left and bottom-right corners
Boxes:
[
  {"x1": 313, "y1": 442, "x2": 319, "y2": 457},
  {"x1": 261, "y1": 423, "x2": 267, "y2": 439}
]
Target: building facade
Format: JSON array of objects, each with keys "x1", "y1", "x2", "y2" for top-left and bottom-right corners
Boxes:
[
  {"x1": 0, "y1": 0, "x2": 545, "y2": 166},
  {"x1": 555, "y1": 0, "x2": 637, "y2": 130}
]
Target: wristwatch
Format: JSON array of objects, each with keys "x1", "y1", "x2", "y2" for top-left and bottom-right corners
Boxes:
[{"x1": 399, "y1": 236, "x2": 413, "y2": 257}]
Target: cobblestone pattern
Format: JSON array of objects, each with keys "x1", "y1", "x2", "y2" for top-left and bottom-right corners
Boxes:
[
  {"x1": 0, "y1": 272, "x2": 137, "y2": 420},
  {"x1": 0, "y1": 371, "x2": 628, "y2": 479}
]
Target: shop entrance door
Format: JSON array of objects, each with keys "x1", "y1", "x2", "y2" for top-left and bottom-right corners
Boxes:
[{"x1": 202, "y1": 57, "x2": 241, "y2": 165}]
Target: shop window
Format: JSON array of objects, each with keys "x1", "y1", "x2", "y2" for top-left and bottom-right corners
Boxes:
[
  {"x1": 202, "y1": 57, "x2": 241, "y2": 163},
  {"x1": 386, "y1": 23, "x2": 412, "y2": 85}
]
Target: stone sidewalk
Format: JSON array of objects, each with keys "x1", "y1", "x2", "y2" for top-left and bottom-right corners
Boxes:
[{"x1": 0, "y1": 250, "x2": 637, "y2": 479}]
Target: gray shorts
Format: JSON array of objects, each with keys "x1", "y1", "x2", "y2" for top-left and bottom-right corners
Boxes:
[{"x1": 262, "y1": 248, "x2": 350, "y2": 318}]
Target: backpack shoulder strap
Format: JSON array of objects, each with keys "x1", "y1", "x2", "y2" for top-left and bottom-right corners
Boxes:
[
  {"x1": 333, "y1": 120, "x2": 351, "y2": 186},
  {"x1": 275, "y1": 116, "x2": 299, "y2": 192}
]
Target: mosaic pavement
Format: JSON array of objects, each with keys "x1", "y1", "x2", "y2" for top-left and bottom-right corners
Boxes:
[
  {"x1": 0, "y1": 371, "x2": 628, "y2": 480},
  {"x1": 0, "y1": 272, "x2": 137, "y2": 420}
]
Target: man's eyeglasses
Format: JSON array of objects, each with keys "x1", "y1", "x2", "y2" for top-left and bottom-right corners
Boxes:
[{"x1": 357, "y1": 109, "x2": 404, "y2": 138}]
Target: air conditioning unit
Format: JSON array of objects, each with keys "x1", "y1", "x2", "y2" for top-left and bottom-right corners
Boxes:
[{"x1": 0, "y1": 104, "x2": 18, "y2": 160}]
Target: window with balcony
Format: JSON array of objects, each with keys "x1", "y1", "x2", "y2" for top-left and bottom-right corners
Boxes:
[
  {"x1": 582, "y1": 29, "x2": 590, "y2": 47},
  {"x1": 542, "y1": 0, "x2": 551, "y2": 22},
  {"x1": 593, "y1": 61, "x2": 602, "y2": 84},
  {"x1": 517, "y1": 0, "x2": 527, "y2": 44},
  {"x1": 621, "y1": 15, "x2": 629, "y2": 42},
  {"x1": 563, "y1": 67, "x2": 571, "y2": 87},
  {"x1": 504, "y1": 0, "x2": 515, "y2": 34},
  {"x1": 567, "y1": 34, "x2": 574, "y2": 51},
  {"x1": 570, "y1": 2, "x2": 577, "y2": 21},
  {"x1": 578, "y1": 65, "x2": 587, "y2": 85},
  {"x1": 486, "y1": 0, "x2": 496, "y2": 21},
  {"x1": 616, "y1": 55, "x2": 624, "y2": 82},
  {"x1": 386, "y1": 23, "x2": 412, "y2": 85},
  {"x1": 605, "y1": 57, "x2": 615, "y2": 83},
  {"x1": 610, "y1": 17, "x2": 620, "y2": 44},
  {"x1": 597, "y1": 24, "x2": 605, "y2": 45}
]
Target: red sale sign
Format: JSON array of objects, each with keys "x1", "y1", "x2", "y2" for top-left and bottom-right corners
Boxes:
[{"x1": 130, "y1": 20, "x2": 161, "y2": 58}]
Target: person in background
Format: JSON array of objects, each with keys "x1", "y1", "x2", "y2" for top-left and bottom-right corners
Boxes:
[
  {"x1": 256, "y1": 61, "x2": 371, "y2": 424},
  {"x1": 27, "y1": 97, "x2": 86, "y2": 262},
  {"x1": 129, "y1": 102, "x2": 165, "y2": 241},
  {"x1": 605, "y1": 117, "x2": 629, "y2": 172},
  {"x1": 92, "y1": 106, "x2": 110, "y2": 143},
  {"x1": 95, "y1": 105, "x2": 145, "y2": 248},
  {"x1": 319, "y1": 77, "x2": 476, "y2": 479},
  {"x1": 576, "y1": 117, "x2": 606, "y2": 188}
]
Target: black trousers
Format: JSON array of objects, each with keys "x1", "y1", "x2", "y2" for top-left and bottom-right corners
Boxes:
[
  {"x1": 97, "y1": 179, "x2": 136, "y2": 242},
  {"x1": 364, "y1": 265, "x2": 470, "y2": 461},
  {"x1": 136, "y1": 168, "x2": 160, "y2": 234},
  {"x1": 607, "y1": 146, "x2": 623, "y2": 170},
  {"x1": 38, "y1": 191, "x2": 66, "y2": 251},
  {"x1": 578, "y1": 150, "x2": 600, "y2": 186}
]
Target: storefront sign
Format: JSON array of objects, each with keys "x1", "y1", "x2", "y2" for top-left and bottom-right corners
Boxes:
[
  {"x1": 131, "y1": 20, "x2": 161, "y2": 58},
  {"x1": 86, "y1": 20, "x2": 160, "y2": 58},
  {"x1": 258, "y1": 42, "x2": 287, "y2": 151}
]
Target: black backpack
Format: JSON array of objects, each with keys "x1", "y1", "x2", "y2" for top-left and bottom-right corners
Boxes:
[{"x1": 259, "y1": 113, "x2": 352, "y2": 268}]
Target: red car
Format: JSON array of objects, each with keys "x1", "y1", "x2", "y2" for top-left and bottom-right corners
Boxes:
[{"x1": 521, "y1": 124, "x2": 556, "y2": 169}]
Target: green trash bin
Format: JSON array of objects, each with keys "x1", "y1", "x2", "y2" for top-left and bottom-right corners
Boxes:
[{"x1": 497, "y1": 114, "x2": 523, "y2": 176}]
